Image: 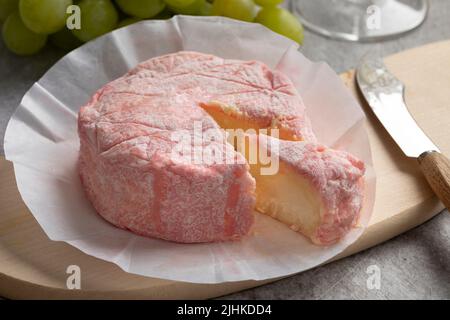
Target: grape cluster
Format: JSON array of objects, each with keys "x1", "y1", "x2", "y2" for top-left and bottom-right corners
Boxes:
[{"x1": 1, "y1": 0, "x2": 304, "y2": 56}]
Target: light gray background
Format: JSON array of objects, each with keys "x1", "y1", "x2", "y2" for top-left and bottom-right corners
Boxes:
[{"x1": 0, "y1": 0, "x2": 449, "y2": 300}]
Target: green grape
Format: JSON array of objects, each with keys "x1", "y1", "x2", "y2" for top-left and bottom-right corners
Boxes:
[
  {"x1": 255, "y1": 7, "x2": 304, "y2": 44},
  {"x1": 116, "y1": 0, "x2": 165, "y2": 19},
  {"x1": 2, "y1": 11, "x2": 47, "y2": 55},
  {"x1": 117, "y1": 17, "x2": 141, "y2": 28},
  {"x1": 166, "y1": 0, "x2": 205, "y2": 15},
  {"x1": 254, "y1": 0, "x2": 283, "y2": 7},
  {"x1": 72, "y1": 0, "x2": 118, "y2": 42},
  {"x1": 153, "y1": 7, "x2": 174, "y2": 19},
  {"x1": 0, "y1": 0, "x2": 17, "y2": 22},
  {"x1": 164, "y1": 0, "x2": 196, "y2": 7},
  {"x1": 212, "y1": 0, "x2": 256, "y2": 22},
  {"x1": 50, "y1": 26, "x2": 83, "y2": 51},
  {"x1": 19, "y1": 0, "x2": 72, "y2": 34},
  {"x1": 199, "y1": 1, "x2": 212, "y2": 16}
]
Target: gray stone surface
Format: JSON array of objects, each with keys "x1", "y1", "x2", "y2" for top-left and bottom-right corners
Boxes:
[{"x1": 0, "y1": 0, "x2": 449, "y2": 300}]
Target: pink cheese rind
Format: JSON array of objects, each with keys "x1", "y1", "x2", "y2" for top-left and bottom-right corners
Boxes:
[
  {"x1": 113, "y1": 51, "x2": 316, "y2": 141},
  {"x1": 78, "y1": 126, "x2": 256, "y2": 243}
]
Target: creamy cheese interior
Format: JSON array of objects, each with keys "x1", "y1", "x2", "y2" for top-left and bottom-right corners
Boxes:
[
  {"x1": 201, "y1": 103, "x2": 259, "y2": 132},
  {"x1": 249, "y1": 158, "x2": 322, "y2": 237},
  {"x1": 201, "y1": 102, "x2": 300, "y2": 141}
]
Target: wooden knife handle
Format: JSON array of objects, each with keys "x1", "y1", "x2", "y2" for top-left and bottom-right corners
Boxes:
[{"x1": 418, "y1": 151, "x2": 450, "y2": 210}]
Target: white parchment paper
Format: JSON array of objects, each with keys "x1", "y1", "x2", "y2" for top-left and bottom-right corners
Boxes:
[{"x1": 4, "y1": 16, "x2": 375, "y2": 284}]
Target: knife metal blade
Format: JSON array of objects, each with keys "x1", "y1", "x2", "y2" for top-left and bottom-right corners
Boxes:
[{"x1": 356, "y1": 55, "x2": 439, "y2": 158}]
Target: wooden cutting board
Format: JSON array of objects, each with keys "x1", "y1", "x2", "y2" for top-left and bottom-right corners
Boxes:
[{"x1": 1, "y1": 40, "x2": 449, "y2": 299}]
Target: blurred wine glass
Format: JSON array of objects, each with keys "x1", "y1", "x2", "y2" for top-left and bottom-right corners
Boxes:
[{"x1": 290, "y1": 0, "x2": 429, "y2": 41}]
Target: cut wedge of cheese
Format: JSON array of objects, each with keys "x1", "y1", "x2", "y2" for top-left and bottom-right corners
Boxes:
[
  {"x1": 242, "y1": 134, "x2": 365, "y2": 245},
  {"x1": 202, "y1": 101, "x2": 366, "y2": 245}
]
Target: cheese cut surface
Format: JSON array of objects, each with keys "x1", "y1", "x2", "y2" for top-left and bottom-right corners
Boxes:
[
  {"x1": 244, "y1": 134, "x2": 365, "y2": 245},
  {"x1": 200, "y1": 101, "x2": 315, "y2": 142}
]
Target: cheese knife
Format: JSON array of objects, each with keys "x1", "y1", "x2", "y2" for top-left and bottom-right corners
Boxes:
[{"x1": 356, "y1": 55, "x2": 450, "y2": 210}]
